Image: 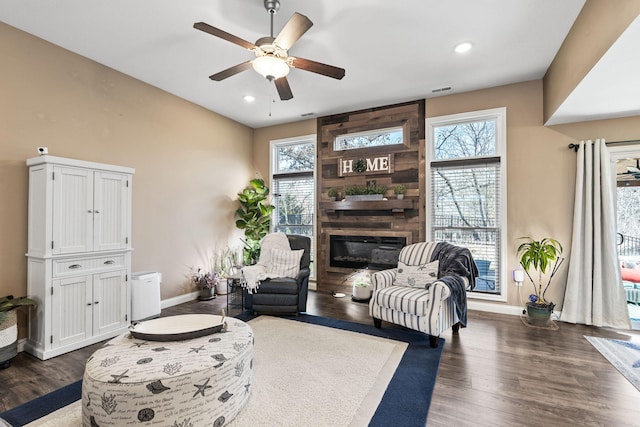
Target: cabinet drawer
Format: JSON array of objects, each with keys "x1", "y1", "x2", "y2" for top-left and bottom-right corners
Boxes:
[
  {"x1": 53, "y1": 255, "x2": 126, "y2": 277},
  {"x1": 53, "y1": 259, "x2": 92, "y2": 276},
  {"x1": 94, "y1": 255, "x2": 125, "y2": 270}
]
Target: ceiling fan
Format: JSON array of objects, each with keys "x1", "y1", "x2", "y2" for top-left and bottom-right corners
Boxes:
[{"x1": 193, "y1": 0, "x2": 345, "y2": 101}]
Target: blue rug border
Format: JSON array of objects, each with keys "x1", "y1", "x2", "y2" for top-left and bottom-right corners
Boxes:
[
  {"x1": 1, "y1": 313, "x2": 444, "y2": 427},
  {"x1": 0, "y1": 379, "x2": 82, "y2": 426}
]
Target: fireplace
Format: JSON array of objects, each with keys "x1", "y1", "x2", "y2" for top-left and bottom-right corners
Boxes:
[{"x1": 329, "y1": 234, "x2": 407, "y2": 270}]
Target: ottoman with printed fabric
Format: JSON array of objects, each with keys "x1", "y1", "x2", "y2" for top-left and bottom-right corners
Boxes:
[{"x1": 82, "y1": 318, "x2": 253, "y2": 426}]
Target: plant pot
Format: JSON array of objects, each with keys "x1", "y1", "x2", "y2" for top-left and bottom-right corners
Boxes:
[
  {"x1": 352, "y1": 284, "x2": 372, "y2": 301},
  {"x1": 344, "y1": 194, "x2": 384, "y2": 201},
  {"x1": 215, "y1": 280, "x2": 228, "y2": 296},
  {"x1": 396, "y1": 194, "x2": 405, "y2": 200},
  {"x1": 0, "y1": 311, "x2": 18, "y2": 368},
  {"x1": 197, "y1": 287, "x2": 216, "y2": 301},
  {"x1": 525, "y1": 302, "x2": 553, "y2": 326}
]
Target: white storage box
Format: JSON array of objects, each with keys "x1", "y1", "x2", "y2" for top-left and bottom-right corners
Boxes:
[{"x1": 131, "y1": 271, "x2": 162, "y2": 321}]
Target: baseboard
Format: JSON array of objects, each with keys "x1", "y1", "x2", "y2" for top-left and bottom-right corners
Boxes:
[
  {"x1": 17, "y1": 337, "x2": 27, "y2": 353},
  {"x1": 468, "y1": 301, "x2": 565, "y2": 321},
  {"x1": 467, "y1": 300, "x2": 524, "y2": 316},
  {"x1": 161, "y1": 291, "x2": 199, "y2": 309}
]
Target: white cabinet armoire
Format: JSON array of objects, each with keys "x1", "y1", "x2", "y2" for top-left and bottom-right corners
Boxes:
[{"x1": 25, "y1": 156, "x2": 134, "y2": 360}]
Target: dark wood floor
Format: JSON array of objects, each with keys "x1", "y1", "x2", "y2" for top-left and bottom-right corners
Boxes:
[{"x1": 1, "y1": 289, "x2": 639, "y2": 426}]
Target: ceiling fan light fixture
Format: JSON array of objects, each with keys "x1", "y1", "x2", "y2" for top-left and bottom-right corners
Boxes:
[
  {"x1": 252, "y1": 55, "x2": 290, "y2": 80},
  {"x1": 454, "y1": 42, "x2": 473, "y2": 54}
]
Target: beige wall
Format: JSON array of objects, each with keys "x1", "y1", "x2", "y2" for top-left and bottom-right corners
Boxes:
[
  {"x1": 543, "y1": 0, "x2": 640, "y2": 122},
  {"x1": 1, "y1": 23, "x2": 255, "y2": 337}
]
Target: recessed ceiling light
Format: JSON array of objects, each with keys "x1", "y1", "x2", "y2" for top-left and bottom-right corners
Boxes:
[
  {"x1": 243, "y1": 95, "x2": 256, "y2": 103},
  {"x1": 454, "y1": 42, "x2": 473, "y2": 54}
]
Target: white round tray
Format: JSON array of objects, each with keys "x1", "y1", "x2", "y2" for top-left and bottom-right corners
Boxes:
[{"x1": 129, "y1": 314, "x2": 225, "y2": 341}]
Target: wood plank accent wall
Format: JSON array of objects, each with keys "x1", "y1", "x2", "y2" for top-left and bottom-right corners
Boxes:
[{"x1": 315, "y1": 100, "x2": 426, "y2": 289}]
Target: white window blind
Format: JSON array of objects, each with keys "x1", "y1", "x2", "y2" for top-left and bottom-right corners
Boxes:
[{"x1": 431, "y1": 161, "x2": 501, "y2": 293}]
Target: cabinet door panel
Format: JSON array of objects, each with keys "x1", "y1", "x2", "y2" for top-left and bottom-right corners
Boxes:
[
  {"x1": 52, "y1": 167, "x2": 93, "y2": 254},
  {"x1": 93, "y1": 270, "x2": 127, "y2": 336},
  {"x1": 52, "y1": 276, "x2": 92, "y2": 349},
  {"x1": 94, "y1": 172, "x2": 129, "y2": 251}
]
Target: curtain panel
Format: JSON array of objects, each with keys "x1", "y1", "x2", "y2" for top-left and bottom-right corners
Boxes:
[{"x1": 560, "y1": 139, "x2": 631, "y2": 329}]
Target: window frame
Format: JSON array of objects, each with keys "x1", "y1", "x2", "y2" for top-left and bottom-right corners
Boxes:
[
  {"x1": 269, "y1": 134, "x2": 317, "y2": 279},
  {"x1": 333, "y1": 124, "x2": 407, "y2": 152},
  {"x1": 426, "y1": 107, "x2": 507, "y2": 302},
  {"x1": 330, "y1": 121, "x2": 411, "y2": 154}
]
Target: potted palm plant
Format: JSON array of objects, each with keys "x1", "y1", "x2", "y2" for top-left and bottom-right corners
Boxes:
[
  {"x1": 1, "y1": 295, "x2": 36, "y2": 368},
  {"x1": 517, "y1": 237, "x2": 564, "y2": 325}
]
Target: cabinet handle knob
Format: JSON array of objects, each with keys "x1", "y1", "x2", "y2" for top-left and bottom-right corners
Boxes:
[
  {"x1": 87, "y1": 303, "x2": 92, "y2": 306},
  {"x1": 88, "y1": 209, "x2": 93, "y2": 213},
  {"x1": 94, "y1": 301, "x2": 99, "y2": 305},
  {"x1": 94, "y1": 210, "x2": 100, "y2": 214},
  {"x1": 68, "y1": 264, "x2": 82, "y2": 269},
  {"x1": 104, "y1": 260, "x2": 115, "y2": 265}
]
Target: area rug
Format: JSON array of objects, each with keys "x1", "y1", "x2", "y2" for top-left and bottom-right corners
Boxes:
[
  {"x1": 0, "y1": 314, "x2": 444, "y2": 427},
  {"x1": 585, "y1": 336, "x2": 640, "y2": 392}
]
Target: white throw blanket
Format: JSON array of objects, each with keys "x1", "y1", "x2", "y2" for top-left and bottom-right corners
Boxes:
[{"x1": 241, "y1": 233, "x2": 291, "y2": 293}]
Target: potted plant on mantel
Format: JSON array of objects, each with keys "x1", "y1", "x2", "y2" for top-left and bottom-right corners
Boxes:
[
  {"x1": 517, "y1": 237, "x2": 564, "y2": 326},
  {"x1": 393, "y1": 184, "x2": 406, "y2": 200},
  {"x1": 344, "y1": 182, "x2": 387, "y2": 201}
]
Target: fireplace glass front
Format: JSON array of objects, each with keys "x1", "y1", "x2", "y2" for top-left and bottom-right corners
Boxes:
[{"x1": 329, "y1": 235, "x2": 407, "y2": 270}]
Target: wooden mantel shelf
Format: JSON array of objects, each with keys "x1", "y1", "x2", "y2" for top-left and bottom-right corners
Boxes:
[{"x1": 320, "y1": 199, "x2": 415, "y2": 213}]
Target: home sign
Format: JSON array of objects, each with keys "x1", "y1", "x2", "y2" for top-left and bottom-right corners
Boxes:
[{"x1": 338, "y1": 154, "x2": 394, "y2": 177}]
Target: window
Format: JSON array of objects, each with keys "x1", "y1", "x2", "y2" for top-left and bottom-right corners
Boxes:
[
  {"x1": 333, "y1": 125, "x2": 406, "y2": 151},
  {"x1": 426, "y1": 108, "x2": 507, "y2": 300},
  {"x1": 271, "y1": 135, "x2": 316, "y2": 277}
]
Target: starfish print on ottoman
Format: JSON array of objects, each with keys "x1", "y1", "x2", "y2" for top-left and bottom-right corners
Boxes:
[
  {"x1": 193, "y1": 377, "x2": 212, "y2": 398},
  {"x1": 108, "y1": 370, "x2": 129, "y2": 383}
]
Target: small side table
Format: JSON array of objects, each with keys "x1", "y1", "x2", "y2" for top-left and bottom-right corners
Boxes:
[{"x1": 226, "y1": 273, "x2": 244, "y2": 315}]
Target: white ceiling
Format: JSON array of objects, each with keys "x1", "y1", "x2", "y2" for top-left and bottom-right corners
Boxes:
[
  {"x1": 4, "y1": 0, "x2": 632, "y2": 129},
  {"x1": 547, "y1": 14, "x2": 640, "y2": 125}
]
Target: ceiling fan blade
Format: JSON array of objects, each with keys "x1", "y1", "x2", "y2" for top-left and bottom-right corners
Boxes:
[
  {"x1": 209, "y1": 61, "x2": 253, "y2": 81},
  {"x1": 274, "y1": 12, "x2": 313, "y2": 50},
  {"x1": 274, "y1": 77, "x2": 294, "y2": 101},
  {"x1": 194, "y1": 22, "x2": 256, "y2": 50},
  {"x1": 289, "y1": 56, "x2": 345, "y2": 80}
]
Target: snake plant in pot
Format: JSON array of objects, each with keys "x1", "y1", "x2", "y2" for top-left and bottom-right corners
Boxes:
[{"x1": 516, "y1": 237, "x2": 564, "y2": 326}]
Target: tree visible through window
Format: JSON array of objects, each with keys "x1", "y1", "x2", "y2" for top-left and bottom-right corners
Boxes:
[
  {"x1": 334, "y1": 126, "x2": 403, "y2": 151},
  {"x1": 271, "y1": 136, "x2": 316, "y2": 277},
  {"x1": 427, "y1": 108, "x2": 506, "y2": 299}
]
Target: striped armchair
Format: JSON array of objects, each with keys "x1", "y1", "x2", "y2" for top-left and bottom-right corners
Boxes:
[{"x1": 369, "y1": 241, "x2": 477, "y2": 348}]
